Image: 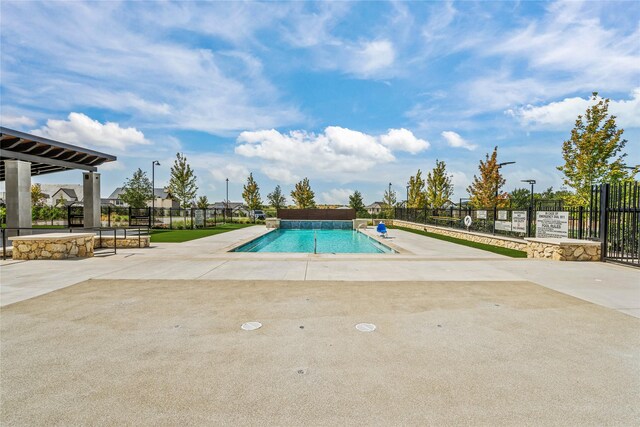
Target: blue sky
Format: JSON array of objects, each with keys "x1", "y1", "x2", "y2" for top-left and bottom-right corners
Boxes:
[{"x1": 1, "y1": 1, "x2": 638, "y2": 205}]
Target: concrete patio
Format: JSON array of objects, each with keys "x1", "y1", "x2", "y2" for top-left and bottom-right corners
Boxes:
[
  {"x1": 2, "y1": 226, "x2": 639, "y2": 317},
  {"x1": 1, "y1": 225, "x2": 639, "y2": 425}
]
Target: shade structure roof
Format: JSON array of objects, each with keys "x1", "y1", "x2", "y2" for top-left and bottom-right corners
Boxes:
[{"x1": 0, "y1": 127, "x2": 117, "y2": 181}]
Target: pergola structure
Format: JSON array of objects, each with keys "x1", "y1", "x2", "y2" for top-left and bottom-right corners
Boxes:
[{"x1": 1, "y1": 127, "x2": 116, "y2": 230}]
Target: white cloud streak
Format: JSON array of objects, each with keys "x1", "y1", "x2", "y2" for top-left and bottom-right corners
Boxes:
[
  {"x1": 235, "y1": 126, "x2": 428, "y2": 183},
  {"x1": 321, "y1": 188, "x2": 353, "y2": 205},
  {"x1": 507, "y1": 88, "x2": 640, "y2": 129},
  {"x1": 31, "y1": 113, "x2": 151, "y2": 151},
  {"x1": 441, "y1": 131, "x2": 477, "y2": 151}
]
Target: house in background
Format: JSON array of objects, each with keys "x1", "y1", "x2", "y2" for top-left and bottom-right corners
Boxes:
[
  {"x1": 365, "y1": 201, "x2": 386, "y2": 215},
  {"x1": 105, "y1": 187, "x2": 179, "y2": 208},
  {"x1": 30, "y1": 184, "x2": 83, "y2": 206},
  {"x1": 210, "y1": 201, "x2": 249, "y2": 216}
]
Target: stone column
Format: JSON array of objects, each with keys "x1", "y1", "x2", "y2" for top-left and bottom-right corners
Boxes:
[
  {"x1": 83, "y1": 172, "x2": 101, "y2": 229},
  {"x1": 4, "y1": 160, "x2": 32, "y2": 234}
]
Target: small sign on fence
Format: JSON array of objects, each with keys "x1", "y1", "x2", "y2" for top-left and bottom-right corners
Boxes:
[
  {"x1": 476, "y1": 210, "x2": 487, "y2": 219},
  {"x1": 495, "y1": 221, "x2": 512, "y2": 232},
  {"x1": 498, "y1": 210, "x2": 508, "y2": 220},
  {"x1": 195, "y1": 209, "x2": 204, "y2": 227},
  {"x1": 536, "y1": 211, "x2": 569, "y2": 238},
  {"x1": 511, "y1": 211, "x2": 527, "y2": 234}
]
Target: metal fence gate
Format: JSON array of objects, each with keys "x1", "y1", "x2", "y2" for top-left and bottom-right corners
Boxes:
[{"x1": 598, "y1": 182, "x2": 639, "y2": 267}]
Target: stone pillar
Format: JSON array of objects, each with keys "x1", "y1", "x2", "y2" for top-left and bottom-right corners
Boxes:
[
  {"x1": 4, "y1": 160, "x2": 32, "y2": 234},
  {"x1": 83, "y1": 172, "x2": 101, "y2": 229}
]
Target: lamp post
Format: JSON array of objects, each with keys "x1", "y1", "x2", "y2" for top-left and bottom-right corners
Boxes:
[
  {"x1": 151, "y1": 160, "x2": 160, "y2": 227},
  {"x1": 493, "y1": 161, "x2": 515, "y2": 234},
  {"x1": 406, "y1": 184, "x2": 410, "y2": 208},
  {"x1": 225, "y1": 178, "x2": 230, "y2": 223},
  {"x1": 521, "y1": 179, "x2": 536, "y2": 237}
]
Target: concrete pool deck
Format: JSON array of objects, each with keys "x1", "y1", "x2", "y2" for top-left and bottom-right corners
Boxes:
[
  {"x1": 1, "y1": 225, "x2": 638, "y2": 317},
  {"x1": 2, "y1": 279, "x2": 639, "y2": 425},
  {"x1": 1, "y1": 225, "x2": 639, "y2": 425}
]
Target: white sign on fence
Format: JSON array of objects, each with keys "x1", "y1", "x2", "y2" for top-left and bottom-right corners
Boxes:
[
  {"x1": 195, "y1": 209, "x2": 205, "y2": 227},
  {"x1": 511, "y1": 211, "x2": 527, "y2": 234},
  {"x1": 498, "y1": 210, "x2": 508, "y2": 220},
  {"x1": 536, "y1": 211, "x2": 569, "y2": 238},
  {"x1": 476, "y1": 210, "x2": 487, "y2": 219},
  {"x1": 495, "y1": 221, "x2": 512, "y2": 232}
]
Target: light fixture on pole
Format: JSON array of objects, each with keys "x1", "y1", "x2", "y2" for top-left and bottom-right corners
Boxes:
[
  {"x1": 151, "y1": 160, "x2": 160, "y2": 227},
  {"x1": 406, "y1": 184, "x2": 410, "y2": 208},
  {"x1": 521, "y1": 179, "x2": 536, "y2": 237},
  {"x1": 225, "y1": 178, "x2": 229, "y2": 222},
  {"x1": 493, "y1": 161, "x2": 515, "y2": 234},
  {"x1": 521, "y1": 179, "x2": 536, "y2": 209}
]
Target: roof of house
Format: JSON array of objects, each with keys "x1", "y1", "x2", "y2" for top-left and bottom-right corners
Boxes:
[
  {"x1": 107, "y1": 187, "x2": 171, "y2": 199},
  {"x1": 365, "y1": 201, "x2": 386, "y2": 208},
  {"x1": 52, "y1": 188, "x2": 78, "y2": 200},
  {"x1": 210, "y1": 202, "x2": 247, "y2": 210}
]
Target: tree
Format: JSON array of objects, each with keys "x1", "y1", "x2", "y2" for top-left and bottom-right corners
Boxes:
[
  {"x1": 120, "y1": 168, "x2": 153, "y2": 208},
  {"x1": 467, "y1": 146, "x2": 507, "y2": 208},
  {"x1": 426, "y1": 160, "x2": 454, "y2": 208},
  {"x1": 242, "y1": 173, "x2": 262, "y2": 211},
  {"x1": 168, "y1": 152, "x2": 198, "y2": 209},
  {"x1": 348, "y1": 190, "x2": 365, "y2": 215},
  {"x1": 290, "y1": 178, "x2": 316, "y2": 208},
  {"x1": 382, "y1": 187, "x2": 397, "y2": 207},
  {"x1": 558, "y1": 92, "x2": 633, "y2": 206},
  {"x1": 196, "y1": 195, "x2": 209, "y2": 209},
  {"x1": 267, "y1": 185, "x2": 287, "y2": 209},
  {"x1": 31, "y1": 184, "x2": 47, "y2": 207},
  {"x1": 509, "y1": 188, "x2": 531, "y2": 210},
  {"x1": 407, "y1": 170, "x2": 427, "y2": 208}
]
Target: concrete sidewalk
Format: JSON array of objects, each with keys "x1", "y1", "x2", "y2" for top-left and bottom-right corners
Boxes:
[
  {"x1": 1, "y1": 226, "x2": 639, "y2": 317},
  {"x1": 2, "y1": 279, "x2": 638, "y2": 426}
]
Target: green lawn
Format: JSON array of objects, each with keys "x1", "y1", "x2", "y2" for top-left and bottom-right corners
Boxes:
[
  {"x1": 150, "y1": 223, "x2": 253, "y2": 243},
  {"x1": 392, "y1": 226, "x2": 528, "y2": 258}
]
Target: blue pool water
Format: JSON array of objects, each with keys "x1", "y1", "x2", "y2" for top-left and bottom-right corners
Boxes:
[{"x1": 233, "y1": 229, "x2": 395, "y2": 253}]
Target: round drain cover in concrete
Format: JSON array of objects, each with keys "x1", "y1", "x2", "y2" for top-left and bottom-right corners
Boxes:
[
  {"x1": 241, "y1": 322, "x2": 262, "y2": 331},
  {"x1": 355, "y1": 323, "x2": 376, "y2": 332}
]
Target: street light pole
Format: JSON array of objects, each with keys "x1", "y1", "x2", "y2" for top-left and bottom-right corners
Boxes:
[
  {"x1": 151, "y1": 160, "x2": 160, "y2": 228},
  {"x1": 521, "y1": 179, "x2": 536, "y2": 237},
  {"x1": 226, "y1": 178, "x2": 229, "y2": 223},
  {"x1": 493, "y1": 161, "x2": 515, "y2": 234},
  {"x1": 406, "y1": 184, "x2": 410, "y2": 208}
]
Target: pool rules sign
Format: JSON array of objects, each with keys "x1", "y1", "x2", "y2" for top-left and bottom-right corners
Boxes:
[{"x1": 536, "y1": 211, "x2": 569, "y2": 238}]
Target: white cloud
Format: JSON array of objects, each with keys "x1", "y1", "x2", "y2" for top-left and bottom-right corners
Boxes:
[
  {"x1": 209, "y1": 163, "x2": 250, "y2": 183},
  {"x1": 380, "y1": 128, "x2": 430, "y2": 153},
  {"x1": 235, "y1": 126, "x2": 429, "y2": 184},
  {"x1": 349, "y1": 40, "x2": 396, "y2": 77},
  {"x1": 260, "y1": 167, "x2": 299, "y2": 184},
  {"x1": 31, "y1": 113, "x2": 151, "y2": 151},
  {"x1": 0, "y1": 114, "x2": 36, "y2": 128},
  {"x1": 321, "y1": 188, "x2": 353, "y2": 205},
  {"x1": 0, "y1": 2, "x2": 303, "y2": 136},
  {"x1": 441, "y1": 131, "x2": 477, "y2": 150},
  {"x1": 507, "y1": 89, "x2": 640, "y2": 130}
]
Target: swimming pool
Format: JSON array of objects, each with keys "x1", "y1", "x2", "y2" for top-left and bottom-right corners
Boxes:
[{"x1": 232, "y1": 229, "x2": 395, "y2": 253}]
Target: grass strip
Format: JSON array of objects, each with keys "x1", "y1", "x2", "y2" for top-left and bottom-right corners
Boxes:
[
  {"x1": 150, "y1": 223, "x2": 253, "y2": 243},
  {"x1": 392, "y1": 225, "x2": 528, "y2": 258}
]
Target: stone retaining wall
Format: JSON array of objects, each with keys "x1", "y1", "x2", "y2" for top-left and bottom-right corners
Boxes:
[
  {"x1": 94, "y1": 235, "x2": 150, "y2": 248},
  {"x1": 525, "y1": 238, "x2": 600, "y2": 261},
  {"x1": 389, "y1": 219, "x2": 601, "y2": 262},
  {"x1": 11, "y1": 235, "x2": 94, "y2": 260},
  {"x1": 389, "y1": 219, "x2": 528, "y2": 252}
]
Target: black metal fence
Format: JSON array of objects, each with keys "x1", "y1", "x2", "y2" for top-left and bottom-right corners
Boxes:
[
  {"x1": 393, "y1": 205, "x2": 597, "y2": 240},
  {"x1": 599, "y1": 182, "x2": 639, "y2": 266},
  {"x1": 393, "y1": 182, "x2": 639, "y2": 267}
]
